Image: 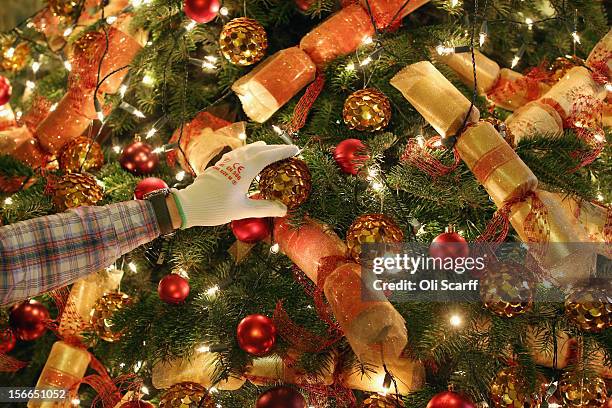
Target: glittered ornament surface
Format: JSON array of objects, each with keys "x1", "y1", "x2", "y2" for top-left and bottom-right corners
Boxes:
[
  {"x1": 58, "y1": 136, "x2": 104, "y2": 172},
  {"x1": 0, "y1": 75, "x2": 12, "y2": 106},
  {"x1": 259, "y1": 157, "x2": 311, "y2": 209},
  {"x1": 343, "y1": 88, "x2": 391, "y2": 132},
  {"x1": 559, "y1": 371, "x2": 607, "y2": 408},
  {"x1": 51, "y1": 172, "x2": 104, "y2": 211},
  {"x1": 480, "y1": 262, "x2": 534, "y2": 318},
  {"x1": 120, "y1": 141, "x2": 159, "y2": 175},
  {"x1": 364, "y1": 393, "x2": 405, "y2": 407},
  {"x1": 48, "y1": 0, "x2": 79, "y2": 18},
  {"x1": 1, "y1": 42, "x2": 30, "y2": 72},
  {"x1": 220, "y1": 17, "x2": 268, "y2": 66},
  {"x1": 9, "y1": 300, "x2": 50, "y2": 341},
  {"x1": 346, "y1": 213, "x2": 404, "y2": 262},
  {"x1": 158, "y1": 382, "x2": 215, "y2": 408},
  {"x1": 565, "y1": 280, "x2": 612, "y2": 332},
  {"x1": 547, "y1": 56, "x2": 585, "y2": 85},
  {"x1": 90, "y1": 292, "x2": 130, "y2": 342},
  {"x1": 490, "y1": 366, "x2": 541, "y2": 408}
]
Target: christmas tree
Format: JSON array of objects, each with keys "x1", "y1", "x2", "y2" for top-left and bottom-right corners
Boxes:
[{"x1": 0, "y1": 0, "x2": 611, "y2": 407}]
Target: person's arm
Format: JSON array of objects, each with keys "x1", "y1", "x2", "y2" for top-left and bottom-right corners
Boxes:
[{"x1": 0, "y1": 200, "x2": 161, "y2": 305}]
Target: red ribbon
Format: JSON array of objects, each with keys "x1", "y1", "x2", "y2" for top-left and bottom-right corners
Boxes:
[
  {"x1": 565, "y1": 95, "x2": 605, "y2": 171},
  {"x1": 400, "y1": 135, "x2": 461, "y2": 178},
  {"x1": 286, "y1": 72, "x2": 326, "y2": 135}
]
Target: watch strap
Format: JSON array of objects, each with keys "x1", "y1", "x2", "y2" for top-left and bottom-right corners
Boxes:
[{"x1": 144, "y1": 189, "x2": 175, "y2": 236}]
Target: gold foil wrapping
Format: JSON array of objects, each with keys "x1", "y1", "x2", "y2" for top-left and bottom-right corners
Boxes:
[
  {"x1": 58, "y1": 269, "x2": 124, "y2": 340},
  {"x1": 246, "y1": 354, "x2": 334, "y2": 386},
  {"x1": 232, "y1": 47, "x2": 316, "y2": 123},
  {"x1": 506, "y1": 101, "x2": 564, "y2": 144},
  {"x1": 300, "y1": 4, "x2": 374, "y2": 66},
  {"x1": 436, "y1": 50, "x2": 501, "y2": 94},
  {"x1": 505, "y1": 190, "x2": 596, "y2": 285},
  {"x1": 151, "y1": 352, "x2": 245, "y2": 390},
  {"x1": 28, "y1": 341, "x2": 91, "y2": 408},
  {"x1": 341, "y1": 356, "x2": 425, "y2": 395},
  {"x1": 539, "y1": 66, "x2": 606, "y2": 119},
  {"x1": 487, "y1": 68, "x2": 550, "y2": 111},
  {"x1": 456, "y1": 121, "x2": 537, "y2": 203},
  {"x1": 390, "y1": 61, "x2": 480, "y2": 138}
]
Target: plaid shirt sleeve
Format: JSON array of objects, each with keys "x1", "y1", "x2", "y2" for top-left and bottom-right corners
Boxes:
[{"x1": 0, "y1": 200, "x2": 160, "y2": 305}]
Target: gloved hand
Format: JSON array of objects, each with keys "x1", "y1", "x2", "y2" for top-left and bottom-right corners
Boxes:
[{"x1": 172, "y1": 141, "x2": 300, "y2": 228}]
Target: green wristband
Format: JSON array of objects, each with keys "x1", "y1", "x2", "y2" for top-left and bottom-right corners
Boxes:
[{"x1": 172, "y1": 193, "x2": 188, "y2": 229}]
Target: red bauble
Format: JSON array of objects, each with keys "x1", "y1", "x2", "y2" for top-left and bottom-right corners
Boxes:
[
  {"x1": 0, "y1": 76, "x2": 12, "y2": 106},
  {"x1": 134, "y1": 177, "x2": 169, "y2": 200},
  {"x1": 426, "y1": 391, "x2": 475, "y2": 408},
  {"x1": 9, "y1": 300, "x2": 50, "y2": 341},
  {"x1": 184, "y1": 0, "x2": 220, "y2": 23},
  {"x1": 119, "y1": 401, "x2": 155, "y2": 408},
  {"x1": 158, "y1": 274, "x2": 190, "y2": 304},
  {"x1": 0, "y1": 328, "x2": 16, "y2": 353},
  {"x1": 333, "y1": 139, "x2": 369, "y2": 175},
  {"x1": 120, "y1": 141, "x2": 159, "y2": 175},
  {"x1": 429, "y1": 227, "x2": 469, "y2": 260},
  {"x1": 231, "y1": 217, "x2": 271, "y2": 243},
  {"x1": 236, "y1": 314, "x2": 276, "y2": 356},
  {"x1": 255, "y1": 386, "x2": 306, "y2": 408},
  {"x1": 294, "y1": 0, "x2": 314, "y2": 11}
]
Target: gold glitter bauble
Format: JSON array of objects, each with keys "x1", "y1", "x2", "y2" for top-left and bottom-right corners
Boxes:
[
  {"x1": 58, "y1": 137, "x2": 104, "y2": 172},
  {"x1": 343, "y1": 88, "x2": 391, "y2": 132},
  {"x1": 547, "y1": 56, "x2": 585, "y2": 85},
  {"x1": 565, "y1": 279, "x2": 612, "y2": 333},
  {"x1": 219, "y1": 17, "x2": 268, "y2": 66},
  {"x1": 480, "y1": 262, "x2": 534, "y2": 318},
  {"x1": 1, "y1": 42, "x2": 30, "y2": 73},
  {"x1": 490, "y1": 366, "x2": 541, "y2": 408},
  {"x1": 90, "y1": 292, "x2": 130, "y2": 342},
  {"x1": 48, "y1": 0, "x2": 79, "y2": 18},
  {"x1": 346, "y1": 214, "x2": 404, "y2": 262},
  {"x1": 363, "y1": 393, "x2": 405, "y2": 407},
  {"x1": 559, "y1": 371, "x2": 607, "y2": 408},
  {"x1": 51, "y1": 172, "x2": 104, "y2": 211},
  {"x1": 158, "y1": 382, "x2": 215, "y2": 408},
  {"x1": 259, "y1": 157, "x2": 311, "y2": 209}
]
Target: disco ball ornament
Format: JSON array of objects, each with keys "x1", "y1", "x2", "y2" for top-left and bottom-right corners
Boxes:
[
  {"x1": 219, "y1": 17, "x2": 268, "y2": 66},
  {"x1": 1, "y1": 42, "x2": 30, "y2": 72},
  {"x1": 558, "y1": 371, "x2": 607, "y2": 408},
  {"x1": 119, "y1": 141, "x2": 159, "y2": 175},
  {"x1": 134, "y1": 177, "x2": 168, "y2": 200},
  {"x1": 333, "y1": 139, "x2": 369, "y2": 175},
  {"x1": 480, "y1": 262, "x2": 535, "y2": 318},
  {"x1": 343, "y1": 88, "x2": 391, "y2": 132},
  {"x1": 9, "y1": 300, "x2": 50, "y2": 341},
  {"x1": 490, "y1": 366, "x2": 541, "y2": 408},
  {"x1": 565, "y1": 279, "x2": 612, "y2": 333},
  {"x1": 184, "y1": 0, "x2": 220, "y2": 23},
  {"x1": 236, "y1": 314, "x2": 276, "y2": 356},
  {"x1": 255, "y1": 386, "x2": 306, "y2": 408},
  {"x1": 258, "y1": 157, "x2": 311, "y2": 209},
  {"x1": 0, "y1": 75, "x2": 12, "y2": 106},
  {"x1": 58, "y1": 136, "x2": 104, "y2": 172},
  {"x1": 48, "y1": 0, "x2": 79, "y2": 18},
  {"x1": 158, "y1": 381, "x2": 216, "y2": 408},
  {"x1": 346, "y1": 213, "x2": 404, "y2": 262},
  {"x1": 231, "y1": 217, "x2": 271, "y2": 243},
  {"x1": 51, "y1": 172, "x2": 104, "y2": 211},
  {"x1": 90, "y1": 292, "x2": 131, "y2": 342},
  {"x1": 158, "y1": 274, "x2": 190, "y2": 305}
]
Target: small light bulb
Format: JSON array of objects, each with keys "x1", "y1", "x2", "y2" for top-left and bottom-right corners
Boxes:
[
  {"x1": 272, "y1": 125, "x2": 283, "y2": 135},
  {"x1": 146, "y1": 127, "x2": 157, "y2": 139},
  {"x1": 238, "y1": 132, "x2": 247, "y2": 141},
  {"x1": 436, "y1": 45, "x2": 454, "y2": 56},
  {"x1": 209, "y1": 387, "x2": 218, "y2": 393},
  {"x1": 450, "y1": 0, "x2": 460, "y2": 7},
  {"x1": 571, "y1": 31, "x2": 581, "y2": 44},
  {"x1": 142, "y1": 74, "x2": 154, "y2": 86},
  {"x1": 71, "y1": 399, "x2": 80, "y2": 406},
  {"x1": 31, "y1": 61, "x2": 41, "y2": 73},
  {"x1": 113, "y1": 145, "x2": 122, "y2": 153},
  {"x1": 175, "y1": 170, "x2": 186, "y2": 181},
  {"x1": 205, "y1": 55, "x2": 218, "y2": 63},
  {"x1": 26, "y1": 80, "x2": 36, "y2": 90},
  {"x1": 186, "y1": 20, "x2": 197, "y2": 31},
  {"x1": 128, "y1": 262, "x2": 137, "y2": 272},
  {"x1": 196, "y1": 344, "x2": 211, "y2": 353},
  {"x1": 511, "y1": 55, "x2": 521, "y2": 68},
  {"x1": 360, "y1": 57, "x2": 372, "y2": 66},
  {"x1": 605, "y1": 83, "x2": 612, "y2": 92},
  {"x1": 345, "y1": 62, "x2": 355, "y2": 71},
  {"x1": 4, "y1": 197, "x2": 13, "y2": 205},
  {"x1": 152, "y1": 147, "x2": 165, "y2": 154},
  {"x1": 131, "y1": 0, "x2": 143, "y2": 7},
  {"x1": 367, "y1": 168, "x2": 378, "y2": 179},
  {"x1": 97, "y1": 111, "x2": 105, "y2": 122},
  {"x1": 206, "y1": 285, "x2": 220, "y2": 296},
  {"x1": 106, "y1": 16, "x2": 117, "y2": 24},
  {"x1": 219, "y1": 6, "x2": 229, "y2": 16},
  {"x1": 133, "y1": 109, "x2": 145, "y2": 118},
  {"x1": 371, "y1": 181, "x2": 384, "y2": 191},
  {"x1": 202, "y1": 61, "x2": 216, "y2": 70},
  {"x1": 362, "y1": 36, "x2": 373, "y2": 45},
  {"x1": 416, "y1": 135, "x2": 425, "y2": 148},
  {"x1": 49, "y1": 103, "x2": 58, "y2": 112},
  {"x1": 479, "y1": 32, "x2": 487, "y2": 47},
  {"x1": 5, "y1": 47, "x2": 15, "y2": 58},
  {"x1": 119, "y1": 84, "x2": 128, "y2": 97},
  {"x1": 63, "y1": 27, "x2": 73, "y2": 37},
  {"x1": 140, "y1": 386, "x2": 149, "y2": 395},
  {"x1": 64, "y1": 61, "x2": 72, "y2": 71},
  {"x1": 270, "y1": 243, "x2": 280, "y2": 254},
  {"x1": 525, "y1": 18, "x2": 533, "y2": 30},
  {"x1": 449, "y1": 314, "x2": 462, "y2": 327}
]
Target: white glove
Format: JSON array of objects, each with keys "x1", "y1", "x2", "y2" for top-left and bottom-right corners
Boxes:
[{"x1": 172, "y1": 141, "x2": 300, "y2": 228}]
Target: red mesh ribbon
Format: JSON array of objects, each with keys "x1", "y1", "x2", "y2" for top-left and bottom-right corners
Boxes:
[
  {"x1": 19, "y1": 96, "x2": 52, "y2": 133},
  {"x1": 400, "y1": 135, "x2": 461, "y2": 177},
  {"x1": 79, "y1": 354, "x2": 123, "y2": 408},
  {"x1": 0, "y1": 353, "x2": 28, "y2": 372},
  {"x1": 588, "y1": 53, "x2": 611, "y2": 86},
  {"x1": 487, "y1": 66, "x2": 549, "y2": 105},
  {"x1": 604, "y1": 206, "x2": 612, "y2": 245},
  {"x1": 286, "y1": 72, "x2": 325, "y2": 135},
  {"x1": 565, "y1": 95, "x2": 605, "y2": 170}
]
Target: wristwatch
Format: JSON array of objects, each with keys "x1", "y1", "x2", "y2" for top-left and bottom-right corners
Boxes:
[{"x1": 143, "y1": 188, "x2": 176, "y2": 237}]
